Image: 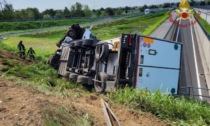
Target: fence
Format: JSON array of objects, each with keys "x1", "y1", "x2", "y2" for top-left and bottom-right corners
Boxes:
[
  {"x1": 194, "y1": 8, "x2": 210, "y2": 39},
  {"x1": 179, "y1": 86, "x2": 210, "y2": 99},
  {"x1": 0, "y1": 12, "x2": 145, "y2": 23}
]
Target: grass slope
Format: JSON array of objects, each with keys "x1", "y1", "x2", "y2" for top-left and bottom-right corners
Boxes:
[
  {"x1": 108, "y1": 88, "x2": 210, "y2": 126},
  {"x1": 20, "y1": 11, "x2": 168, "y2": 41},
  {"x1": 2, "y1": 12, "x2": 169, "y2": 57},
  {"x1": 0, "y1": 18, "x2": 95, "y2": 32},
  {"x1": 193, "y1": 10, "x2": 210, "y2": 35}
]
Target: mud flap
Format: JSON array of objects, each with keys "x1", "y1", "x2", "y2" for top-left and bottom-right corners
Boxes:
[{"x1": 58, "y1": 46, "x2": 71, "y2": 76}]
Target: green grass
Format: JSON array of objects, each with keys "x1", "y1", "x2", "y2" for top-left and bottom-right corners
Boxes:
[
  {"x1": 142, "y1": 11, "x2": 169, "y2": 35},
  {"x1": 0, "y1": 18, "x2": 96, "y2": 32},
  {"x1": 2, "y1": 36, "x2": 57, "y2": 56},
  {"x1": 195, "y1": 12, "x2": 210, "y2": 34},
  {"x1": 44, "y1": 105, "x2": 92, "y2": 126},
  {"x1": 20, "y1": 30, "x2": 66, "y2": 40},
  {"x1": 0, "y1": 41, "x2": 88, "y2": 97},
  {"x1": 19, "y1": 11, "x2": 168, "y2": 41},
  {"x1": 92, "y1": 12, "x2": 168, "y2": 40},
  {"x1": 108, "y1": 88, "x2": 210, "y2": 126},
  {"x1": 1, "y1": 12, "x2": 169, "y2": 57}
]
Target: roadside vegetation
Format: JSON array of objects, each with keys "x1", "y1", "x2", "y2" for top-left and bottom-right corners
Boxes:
[
  {"x1": 194, "y1": 10, "x2": 210, "y2": 35},
  {"x1": 44, "y1": 105, "x2": 92, "y2": 126},
  {"x1": 1, "y1": 11, "x2": 210, "y2": 126},
  {"x1": 108, "y1": 88, "x2": 210, "y2": 126},
  {"x1": 0, "y1": 42, "x2": 87, "y2": 97},
  {"x1": 92, "y1": 11, "x2": 168, "y2": 39},
  {"x1": 19, "y1": 11, "x2": 168, "y2": 41},
  {"x1": 197, "y1": 14, "x2": 210, "y2": 35},
  {"x1": 0, "y1": 18, "x2": 94, "y2": 32}
]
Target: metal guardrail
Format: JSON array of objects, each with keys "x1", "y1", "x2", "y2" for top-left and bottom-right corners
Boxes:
[
  {"x1": 0, "y1": 12, "x2": 145, "y2": 23},
  {"x1": 179, "y1": 86, "x2": 210, "y2": 98},
  {"x1": 196, "y1": 17, "x2": 210, "y2": 40},
  {"x1": 193, "y1": 9, "x2": 210, "y2": 40}
]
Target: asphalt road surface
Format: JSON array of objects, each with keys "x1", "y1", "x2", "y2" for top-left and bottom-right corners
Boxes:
[
  {"x1": 149, "y1": 12, "x2": 176, "y2": 39},
  {"x1": 176, "y1": 19, "x2": 209, "y2": 101}
]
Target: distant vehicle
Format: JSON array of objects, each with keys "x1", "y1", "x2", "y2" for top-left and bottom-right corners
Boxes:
[{"x1": 144, "y1": 8, "x2": 163, "y2": 15}]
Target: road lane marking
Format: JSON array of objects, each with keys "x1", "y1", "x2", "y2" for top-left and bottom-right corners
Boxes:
[
  {"x1": 176, "y1": 20, "x2": 181, "y2": 42},
  {"x1": 190, "y1": 22, "x2": 203, "y2": 100}
]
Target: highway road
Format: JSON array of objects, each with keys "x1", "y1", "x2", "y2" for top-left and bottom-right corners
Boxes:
[
  {"x1": 150, "y1": 15, "x2": 209, "y2": 100},
  {"x1": 149, "y1": 12, "x2": 176, "y2": 39},
  {"x1": 176, "y1": 19, "x2": 209, "y2": 101}
]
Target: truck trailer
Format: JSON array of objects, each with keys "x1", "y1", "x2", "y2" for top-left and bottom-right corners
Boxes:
[{"x1": 55, "y1": 29, "x2": 182, "y2": 94}]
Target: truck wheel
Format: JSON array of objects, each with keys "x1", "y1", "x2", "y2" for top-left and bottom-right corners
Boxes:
[
  {"x1": 82, "y1": 39, "x2": 97, "y2": 47},
  {"x1": 70, "y1": 42, "x2": 75, "y2": 48},
  {"x1": 94, "y1": 72, "x2": 108, "y2": 93},
  {"x1": 95, "y1": 44, "x2": 109, "y2": 62},
  {"x1": 69, "y1": 73, "x2": 78, "y2": 83},
  {"x1": 77, "y1": 75, "x2": 93, "y2": 85},
  {"x1": 74, "y1": 40, "x2": 83, "y2": 47},
  {"x1": 68, "y1": 29, "x2": 76, "y2": 39}
]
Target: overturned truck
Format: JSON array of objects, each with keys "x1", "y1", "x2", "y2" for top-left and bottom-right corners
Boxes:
[{"x1": 49, "y1": 24, "x2": 182, "y2": 94}]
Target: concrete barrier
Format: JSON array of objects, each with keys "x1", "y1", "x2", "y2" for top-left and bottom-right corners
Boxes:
[{"x1": 194, "y1": 20, "x2": 210, "y2": 89}]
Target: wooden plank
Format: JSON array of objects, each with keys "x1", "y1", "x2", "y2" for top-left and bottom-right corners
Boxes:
[{"x1": 101, "y1": 99, "x2": 121, "y2": 126}]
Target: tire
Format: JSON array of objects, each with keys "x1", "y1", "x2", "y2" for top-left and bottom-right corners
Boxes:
[
  {"x1": 70, "y1": 42, "x2": 75, "y2": 48},
  {"x1": 69, "y1": 73, "x2": 78, "y2": 83},
  {"x1": 95, "y1": 44, "x2": 109, "y2": 62},
  {"x1": 64, "y1": 71, "x2": 70, "y2": 78},
  {"x1": 77, "y1": 75, "x2": 93, "y2": 85},
  {"x1": 82, "y1": 39, "x2": 94, "y2": 47},
  {"x1": 67, "y1": 29, "x2": 76, "y2": 39},
  {"x1": 94, "y1": 72, "x2": 108, "y2": 93},
  {"x1": 74, "y1": 40, "x2": 83, "y2": 47},
  {"x1": 69, "y1": 67, "x2": 76, "y2": 72},
  {"x1": 50, "y1": 54, "x2": 60, "y2": 70}
]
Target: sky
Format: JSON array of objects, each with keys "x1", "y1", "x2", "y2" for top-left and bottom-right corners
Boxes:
[{"x1": 6, "y1": 0, "x2": 181, "y2": 11}]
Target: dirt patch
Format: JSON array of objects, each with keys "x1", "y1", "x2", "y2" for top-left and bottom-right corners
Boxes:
[
  {"x1": 0, "y1": 50, "x2": 167, "y2": 126},
  {"x1": 0, "y1": 50, "x2": 31, "y2": 65}
]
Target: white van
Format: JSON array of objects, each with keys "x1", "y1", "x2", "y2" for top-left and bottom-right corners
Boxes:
[{"x1": 144, "y1": 9, "x2": 150, "y2": 14}]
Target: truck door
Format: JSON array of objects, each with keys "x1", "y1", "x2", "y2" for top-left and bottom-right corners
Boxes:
[{"x1": 135, "y1": 36, "x2": 182, "y2": 94}]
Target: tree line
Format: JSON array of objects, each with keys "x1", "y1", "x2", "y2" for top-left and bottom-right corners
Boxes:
[{"x1": 0, "y1": 0, "x2": 209, "y2": 21}]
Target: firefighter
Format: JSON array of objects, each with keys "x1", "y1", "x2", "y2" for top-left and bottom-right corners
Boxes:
[
  {"x1": 17, "y1": 41, "x2": 26, "y2": 59},
  {"x1": 27, "y1": 47, "x2": 36, "y2": 60}
]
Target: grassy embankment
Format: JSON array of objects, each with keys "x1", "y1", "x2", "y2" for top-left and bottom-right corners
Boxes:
[
  {"x1": 0, "y1": 18, "x2": 96, "y2": 33},
  {"x1": 195, "y1": 12, "x2": 210, "y2": 34},
  {"x1": 2, "y1": 11, "x2": 169, "y2": 56},
  {"x1": 2, "y1": 11, "x2": 210, "y2": 126}
]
